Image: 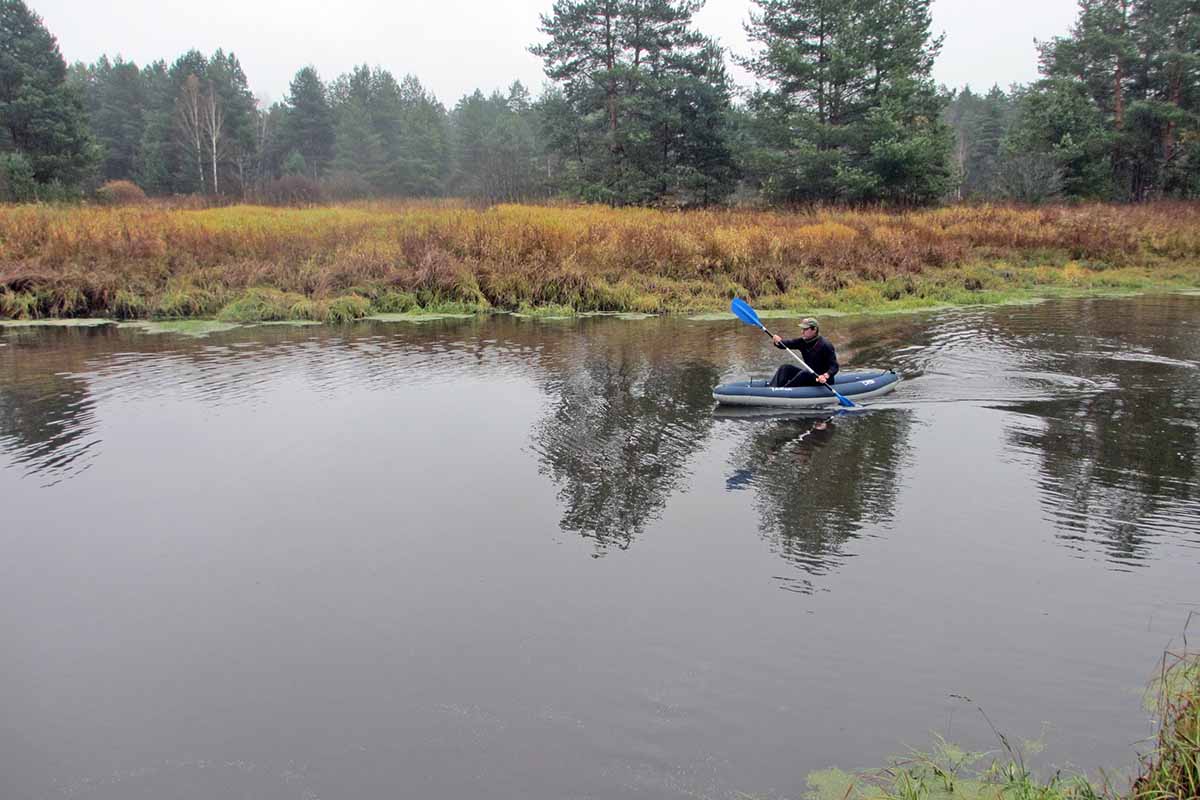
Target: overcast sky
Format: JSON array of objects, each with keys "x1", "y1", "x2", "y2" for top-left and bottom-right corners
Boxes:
[{"x1": 33, "y1": 0, "x2": 1080, "y2": 107}]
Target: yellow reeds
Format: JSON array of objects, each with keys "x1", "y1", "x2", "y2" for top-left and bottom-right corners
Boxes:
[{"x1": 1, "y1": 199, "x2": 1199, "y2": 320}]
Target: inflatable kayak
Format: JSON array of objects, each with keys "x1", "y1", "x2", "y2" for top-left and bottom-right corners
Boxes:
[{"x1": 712, "y1": 369, "x2": 900, "y2": 408}]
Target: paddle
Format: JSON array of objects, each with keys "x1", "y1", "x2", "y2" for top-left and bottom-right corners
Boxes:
[{"x1": 730, "y1": 298, "x2": 859, "y2": 409}]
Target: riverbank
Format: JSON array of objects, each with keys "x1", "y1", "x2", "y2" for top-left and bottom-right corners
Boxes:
[
  {"x1": 806, "y1": 650, "x2": 1199, "y2": 800},
  {"x1": 2, "y1": 201, "x2": 1199, "y2": 322}
]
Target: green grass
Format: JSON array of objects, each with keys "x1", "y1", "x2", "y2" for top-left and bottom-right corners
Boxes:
[
  {"x1": 1133, "y1": 651, "x2": 1200, "y2": 800},
  {"x1": 325, "y1": 294, "x2": 372, "y2": 323},
  {"x1": 217, "y1": 288, "x2": 303, "y2": 322}
]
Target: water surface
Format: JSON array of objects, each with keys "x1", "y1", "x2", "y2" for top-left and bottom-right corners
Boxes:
[{"x1": 2, "y1": 295, "x2": 1199, "y2": 800}]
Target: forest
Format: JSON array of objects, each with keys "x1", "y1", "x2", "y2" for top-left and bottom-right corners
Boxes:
[{"x1": 1, "y1": 0, "x2": 1197, "y2": 208}]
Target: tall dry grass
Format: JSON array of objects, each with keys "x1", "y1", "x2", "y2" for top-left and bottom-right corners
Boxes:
[{"x1": 2, "y1": 200, "x2": 1199, "y2": 320}]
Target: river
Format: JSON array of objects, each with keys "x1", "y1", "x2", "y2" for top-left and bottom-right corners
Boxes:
[{"x1": 2, "y1": 294, "x2": 1198, "y2": 800}]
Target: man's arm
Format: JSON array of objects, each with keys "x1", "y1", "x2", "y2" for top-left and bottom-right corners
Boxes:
[{"x1": 824, "y1": 341, "x2": 839, "y2": 378}]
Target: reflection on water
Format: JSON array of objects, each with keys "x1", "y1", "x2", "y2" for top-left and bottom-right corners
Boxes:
[
  {"x1": 1009, "y1": 393, "x2": 1200, "y2": 566},
  {"x1": 530, "y1": 344, "x2": 720, "y2": 554},
  {"x1": 995, "y1": 297, "x2": 1200, "y2": 566},
  {"x1": 721, "y1": 410, "x2": 912, "y2": 592},
  {"x1": 0, "y1": 369, "x2": 97, "y2": 485},
  {"x1": 3, "y1": 298, "x2": 1199, "y2": 570},
  {"x1": 0, "y1": 328, "x2": 106, "y2": 485}
]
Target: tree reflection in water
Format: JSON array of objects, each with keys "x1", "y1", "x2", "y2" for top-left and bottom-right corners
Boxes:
[
  {"x1": 1006, "y1": 375, "x2": 1200, "y2": 566},
  {"x1": 997, "y1": 295, "x2": 1200, "y2": 566},
  {"x1": 0, "y1": 330, "x2": 104, "y2": 485},
  {"x1": 722, "y1": 409, "x2": 913, "y2": 592},
  {"x1": 531, "y1": 347, "x2": 721, "y2": 555}
]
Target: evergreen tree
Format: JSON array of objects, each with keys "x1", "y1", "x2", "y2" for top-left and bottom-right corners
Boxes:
[
  {"x1": 1128, "y1": 0, "x2": 1200, "y2": 196},
  {"x1": 450, "y1": 82, "x2": 543, "y2": 201},
  {"x1": 254, "y1": 100, "x2": 289, "y2": 186},
  {"x1": 944, "y1": 84, "x2": 1015, "y2": 198},
  {"x1": 449, "y1": 89, "x2": 497, "y2": 196},
  {"x1": 136, "y1": 60, "x2": 174, "y2": 194},
  {"x1": 331, "y1": 95, "x2": 384, "y2": 189},
  {"x1": 530, "y1": 0, "x2": 737, "y2": 205},
  {"x1": 1004, "y1": 77, "x2": 1112, "y2": 199},
  {"x1": 1034, "y1": 0, "x2": 1200, "y2": 199},
  {"x1": 329, "y1": 66, "x2": 449, "y2": 196},
  {"x1": 394, "y1": 74, "x2": 449, "y2": 195},
  {"x1": 968, "y1": 86, "x2": 1011, "y2": 196},
  {"x1": 280, "y1": 66, "x2": 334, "y2": 179},
  {"x1": 741, "y1": 0, "x2": 951, "y2": 204},
  {"x1": 72, "y1": 55, "x2": 146, "y2": 183},
  {"x1": 0, "y1": 0, "x2": 96, "y2": 190}
]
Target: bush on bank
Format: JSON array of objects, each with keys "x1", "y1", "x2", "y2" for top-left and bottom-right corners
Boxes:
[{"x1": 806, "y1": 652, "x2": 1199, "y2": 800}]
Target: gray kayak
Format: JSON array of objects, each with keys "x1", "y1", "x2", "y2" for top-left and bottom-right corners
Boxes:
[{"x1": 712, "y1": 369, "x2": 900, "y2": 407}]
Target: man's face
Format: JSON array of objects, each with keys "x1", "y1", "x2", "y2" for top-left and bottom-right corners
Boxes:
[{"x1": 800, "y1": 326, "x2": 818, "y2": 340}]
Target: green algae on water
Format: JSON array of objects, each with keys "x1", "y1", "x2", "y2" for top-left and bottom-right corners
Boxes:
[
  {"x1": 119, "y1": 320, "x2": 242, "y2": 337},
  {"x1": 0, "y1": 318, "x2": 115, "y2": 328},
  {"x1": 364, "y1": 313, "x2": 475, "y2": 323},
  {"x1": 253, "y1": 320, "x2": 324, "y2": 327}
]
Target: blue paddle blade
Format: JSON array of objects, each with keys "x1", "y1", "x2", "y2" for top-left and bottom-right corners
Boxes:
[{"x1": 730, "y1": 298, "x2": 761, "y2": 328}]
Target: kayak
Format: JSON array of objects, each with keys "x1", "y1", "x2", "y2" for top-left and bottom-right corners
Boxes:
[{"x1": 712, "y1": 369, "x2": 900, "y2": 408}]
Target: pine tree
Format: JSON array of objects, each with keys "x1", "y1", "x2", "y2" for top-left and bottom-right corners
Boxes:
[
  {"x1": 0, "y1": 0, "x2": 96, "y2": 190},
  {"x1": 73, "y1": 56, "x2": 147, "y2": 183},
  {"x1": 741, "y1": 0, "x2": 950, "y2": 203},
  {"x1": 394, "y1": 75, "x2": 449, "y2": 196},
  {"x1": 136, "y1": 60, "x2": 174, "y2": 194},
  {"x1": 530, "y1": 0, "x2": 737, "y2": 205},
  {"x1": 1032, "y1": 0, "x2": 1200, "y2": 199},
  {"x1": 331, "y1": 96, "x2": 384, "y2": 189},
  {"x1": 450, "y1": 83, "x2": 543, "y2": 201},
  {"x1": 1128, "y1": 0, "x2": 1200, "y2": 196},
  {"x1": 281, "y1": 66, "x2": 334, "y2": 179}
]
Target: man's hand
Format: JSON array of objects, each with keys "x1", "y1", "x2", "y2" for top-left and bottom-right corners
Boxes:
[
  {"x1": 816, "y1": 373, "x2": 829, "y2": 384},
  {"x1": 772, "y1": 334, "x2": 783, "y2": 345}
]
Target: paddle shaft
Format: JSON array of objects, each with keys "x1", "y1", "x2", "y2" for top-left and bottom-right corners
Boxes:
[{"x1": 755, "y1": 324, "x2": 816, "y2": 374}]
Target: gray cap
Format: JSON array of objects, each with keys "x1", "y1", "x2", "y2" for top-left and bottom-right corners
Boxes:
[{"x1": 800, "y1": 317, "x2": 819, "y2": 330}]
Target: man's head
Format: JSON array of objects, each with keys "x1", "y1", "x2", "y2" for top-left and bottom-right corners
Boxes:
[{"x1": 800, "y1": 317, "x2": 819, "y2": 339}]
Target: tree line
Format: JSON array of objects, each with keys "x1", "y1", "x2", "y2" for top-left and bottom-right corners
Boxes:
[{"x1": 1, "y1": 0, "x2": 1198, "y2": 206}]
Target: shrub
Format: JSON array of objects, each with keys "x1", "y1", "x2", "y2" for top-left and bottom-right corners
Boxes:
[
  {"x1": 0, "y1": 153, "x2": 37, "y2": 202},
  {"x1": 320, "y1": 171, "x2": 372, "y2": 201},
  {"x1": 111, "y1": 290, "x2": 147, "y2": 319},
  {"x1": 217, "y1": 288, "x2": 303, "y2": 322},
  {"x1": 259, "y1": 175, "x2": 322, "y2": 206},
  {"x1": 95, "y1": 180, "x2": 147, "y2": 205},
  {"x1": 0, "y1": 289, "x2": 40, "y2": 319},
  {"x1": 287, "y1": 297, "x2": 326, "y2": 321},
  {"x1": 156, "y1": 285, "x2": 221, "y2": 318},
  {"x1": 326, "y1": 294, "x2": 371, "y2": 323},
  {"x1": 373, "y1": 290, "x2": 418, "y2": 313}
]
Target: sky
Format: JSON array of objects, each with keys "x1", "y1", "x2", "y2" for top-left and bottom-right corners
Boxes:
[{"x1": 33, "y1": 0, "x2": 1081, "y2": 107}]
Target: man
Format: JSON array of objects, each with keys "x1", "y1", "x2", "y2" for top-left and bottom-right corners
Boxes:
[{"x1": 767, "y1": 317, "x2": 839, "y2": 388}]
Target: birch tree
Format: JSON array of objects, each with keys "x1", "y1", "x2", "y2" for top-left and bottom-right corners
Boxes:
[
  {"x1": 202, "y1": 80, "x2": 223, "y2": 194},
  {"x1": 176, "y1": 73, "x2": 206, "y2": 192}
]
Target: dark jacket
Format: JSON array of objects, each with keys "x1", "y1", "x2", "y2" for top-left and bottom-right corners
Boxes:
[{"x1": 775, "y1": 335, "x2": 839, "y2": 379}]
